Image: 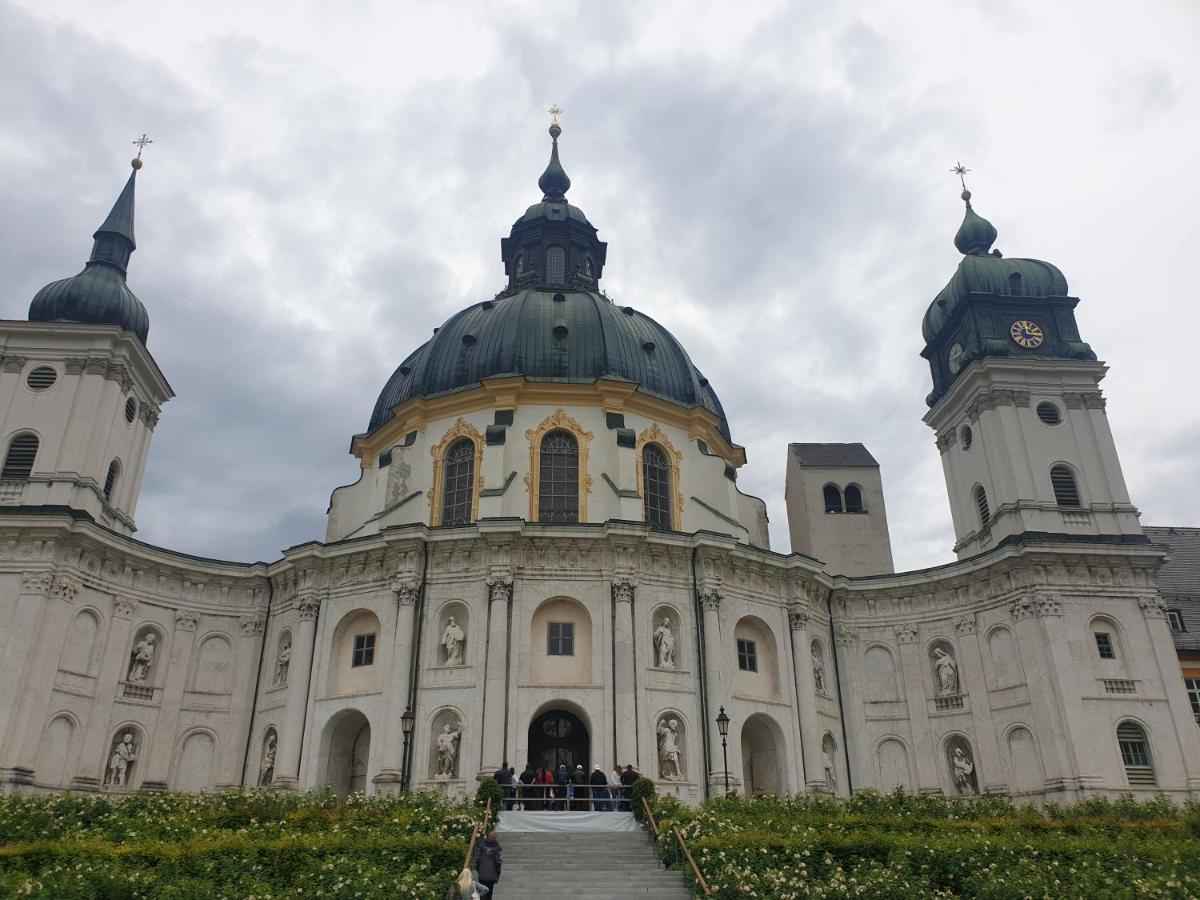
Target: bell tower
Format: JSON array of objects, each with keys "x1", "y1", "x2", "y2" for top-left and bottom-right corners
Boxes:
[{"x1": 920, "y1": 177, "x2": 1142, "y2": 558}]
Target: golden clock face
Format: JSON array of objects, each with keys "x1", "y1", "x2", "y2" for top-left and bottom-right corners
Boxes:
[
  {"x1": 1010, "y1": 320, "x2": 1044, "y2": 349},
  {"x1": 948, "y1": 342, "x2": 965, "y2": 374}
]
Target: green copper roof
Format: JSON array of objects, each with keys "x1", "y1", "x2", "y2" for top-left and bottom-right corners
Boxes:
[
  {"x1": 96, "y1": 166, "x2": 137, "y2": 250},
  {"x1": 953, "y1": 190, "x2": 996, "y2": 255},
  {"x1": 923, "y1": 254, "x2": 1069, "y2": 344}
]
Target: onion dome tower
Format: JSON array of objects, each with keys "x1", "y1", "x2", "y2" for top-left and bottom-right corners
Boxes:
[
  {"x1": 28, "y1": 157, "x2": 151, "y2": 343},
  {"x1": 921, "y1": 169, "x2": 1140, "y2": 558}
]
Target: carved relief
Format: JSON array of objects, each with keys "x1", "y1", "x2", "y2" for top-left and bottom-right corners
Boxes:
[
  {"x1": 612, "y1": 576, "x2": 636, "y2": 605},
  {"x1": 835, "y1": 624, "x2": 857, "y2": 647},
  {"x1": 1138, "y1": 595, "x2": 1168, "y2": 619},
  {"x1": 240, "y1": 613, "x2": 265, "y2": 635},
  {"x1": 50, "y1": 574, "x2": 82, "y2": 603},
  {"x1": 486, "y1": 575, "x2": 512, "y2": 604},
  {"x1": 787, "y1": 605, "x2": 809, "y2": 631},
  {"x1": 385, "y1": 445, "x2": 412, "y2": 506},
  {"x1": 175, "y1": 610, "x2": 200, "y2": 632},
  {"x1": 20, "y1": 571, "x2": 53, "y2": 594},
  {"x1": 953, "y1": 614, "x2": 976, "y2": 635},
  {"x1": 297, "y1": 592, "x2": 322, "y2": 622},
  {"x1": 896, "y1": 623, "x2": 919, "y2": 644},
  {"x1": 700, "y1": 586, "x2": 722, "y2": 612},
  {"x1": 392, "y1": 577, "x2": 420, "y2": 606}
]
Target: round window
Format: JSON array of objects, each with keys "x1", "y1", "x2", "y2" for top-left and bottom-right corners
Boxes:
[
  {"x1": 26, "y1": 366, "x2": 57, "y2": 391},
  {"x1": 1036, "y1": 401, "x2": 1061, "y2": 426},
  {"x1": 961, "y1": 425, "x2": 974, "y2": 451},
  {"x1": 124, "y1": 397, "x2": 137, "y2": 424}
]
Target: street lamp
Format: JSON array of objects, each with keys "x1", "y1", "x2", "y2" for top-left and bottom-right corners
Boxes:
[
  {"x1": 715, "y1": 706, "x2": 730, "y2": 797},
  {"x1": 400, "y1": 706, "x2": 416, "y2": 791}
]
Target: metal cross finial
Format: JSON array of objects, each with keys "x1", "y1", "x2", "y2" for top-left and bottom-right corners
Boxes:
[
  {"x1": 548, "y1": 105, "x2": 562, "y2": 126},
  {"x1": 951, "y1": 161, "x2": 971, "y2": 191},
  {"x1": 133, "y1": 134, "x2": 153, "y2": 159}
]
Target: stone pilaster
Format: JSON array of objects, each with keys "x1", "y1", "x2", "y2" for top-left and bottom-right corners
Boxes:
[
  {"x1": 375, "y1": 577, "x2": 421, "y2": 792},
  {"x1": 142, "y1": 609, "x2": 200, "y2": 789},
  {"x1": 611, "y1": 576, "x2": 638, "y2": 768},
  {"x1": 699, "y1": 585, "x2": 734, "y2": 792},
  {"x1": 788, "y1": 605, "x2": 826, "y2": 792},
  {"x1": 479, "y1": 574, "x2": 512, "y2": 775},
  {"x1": 72, "y1": 596, "x2": 138, "y2": 788},
  {"x1": 274, "y1": 592, "x2": 321, "y2": 790}
]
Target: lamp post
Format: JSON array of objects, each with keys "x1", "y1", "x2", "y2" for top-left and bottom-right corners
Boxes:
[
  {"x1": 715, "y1": 706, "x2": 730, "y2": 797},
  {"x1": 400, "y1": 706, "x2": 415, "y2": 792}
]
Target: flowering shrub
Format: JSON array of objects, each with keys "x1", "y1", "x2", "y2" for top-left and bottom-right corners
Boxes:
[
  {"x1": 0, "y1": 789, "x2": 482, "y2": 898},
  {"x1": 653, "y1": 790, "x2": 1200, "y2": 899}
]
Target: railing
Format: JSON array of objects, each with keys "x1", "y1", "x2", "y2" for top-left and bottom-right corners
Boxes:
[
  {"x1": 934, "y1": 694, "x2": 965, "y2": 711},
  {"x1": 463, "y1": 798, "x2": 493, "y2": 874},
  {"x1": 641, "y1": 796, "x2": 711, "y2": 897},
  {"x1": 497, "y1": 782, "x2": 635, "y2": 811}
]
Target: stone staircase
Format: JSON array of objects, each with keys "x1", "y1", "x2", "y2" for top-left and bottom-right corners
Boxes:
[{"x1": 492, "y1": 830, "x2": 692, "y2": 898}]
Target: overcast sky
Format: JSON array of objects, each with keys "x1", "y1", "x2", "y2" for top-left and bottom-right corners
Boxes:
[{"x1": 1, "y1": 1, "x2": 1196, "y2": 570}]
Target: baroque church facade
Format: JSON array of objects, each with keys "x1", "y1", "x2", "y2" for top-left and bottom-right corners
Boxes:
[{"x1": 1, "y1": 125, "x2": 1198, "y2": 804}]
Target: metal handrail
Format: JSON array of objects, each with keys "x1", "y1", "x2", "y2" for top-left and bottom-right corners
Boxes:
[{"x1": 641, "y1": 796, "x2": 711, "y2": 897}]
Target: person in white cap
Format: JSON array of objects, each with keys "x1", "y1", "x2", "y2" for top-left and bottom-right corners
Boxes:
[{"x1": 589, "y1": 764, "x2": 610, "y2": 811}]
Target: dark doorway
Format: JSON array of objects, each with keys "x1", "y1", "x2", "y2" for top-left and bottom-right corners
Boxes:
[{"x1": 528, "y1": 709, "x2": 589, "y2": 772}]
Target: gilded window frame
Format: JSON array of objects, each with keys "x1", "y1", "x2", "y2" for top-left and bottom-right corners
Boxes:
[
  {"x1": 525, "y1": 408, "x2": 593, "y2": 522},
  {"x1": 428, "y1": 418, "x2": 485, "y2": 526},
  {"x1": 635, "y1": 423, "x2": 684, "y2": 530}
]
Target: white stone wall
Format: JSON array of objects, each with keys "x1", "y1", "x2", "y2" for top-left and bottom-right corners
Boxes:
[{"x1": 785, "y1": 455, "x2": 895, "y2": 575}]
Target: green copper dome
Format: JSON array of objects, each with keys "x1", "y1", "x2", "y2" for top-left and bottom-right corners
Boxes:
[{"x1": 28, "y1": 161, "x2": 150, "y2": 343}]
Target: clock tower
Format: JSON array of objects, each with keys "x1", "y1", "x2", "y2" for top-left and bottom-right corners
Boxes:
[{"x1": 921, "y1": 186, "x2": 1143, "y2": 558}]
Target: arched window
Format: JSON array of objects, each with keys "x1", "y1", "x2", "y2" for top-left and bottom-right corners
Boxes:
[
  {"x1": 441, "y1": 438, "x2": 475, "y2": 526},
  {"x1": 1117, "y1": 722, "x2": 1155, "y2": 785},
  {"x1": 2, "y1": 433, "x2": 38, "y2": 480},
  {"x1": 546, "y1": 245, "x2": 566, "y2": 283},
  {"x1": 642, "y1": 443, "x2": 672, "y2": 530},
  {"x1": 823, "y1": 484, "x2": 843, "y2": 514},
  {"x1": 1008, "y1": 272, "x2": 1022, "y2": 294},
  {"x1": 514, "y1": 253, "x2": 523, "y2": 274},
  {"x1": 973, "y1": 485, "x2": 990, "y2": 527},
  {"x1": 844, "y1": 484, "x2": 864, "y2": 513},
  {"x1": 538, "y1": 430, "x2": 579, "y2": 523},
  {"x1": 1050, "y1": 464, "x2": 1081, "y2": 507},
  {"x1": 104, "y1": 460, "x2": 120, "y2": 501}
]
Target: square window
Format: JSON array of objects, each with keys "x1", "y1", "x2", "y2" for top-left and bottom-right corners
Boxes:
[
  {"x1": 1094, "y1": 632, "x2": 1115, "y2": 660},
  {"x1": 1168, "y1": 610, "x2": 1185, "y2": 632},
  {"x1": 547, "y1": 622, "x2": 574, "y2": 656},
  {"x1": 352, "y1": 633, "x2": 376, "y2": 667},
  {"x1": 737, "y1": 638, "x2": 758, "y2": 672}
]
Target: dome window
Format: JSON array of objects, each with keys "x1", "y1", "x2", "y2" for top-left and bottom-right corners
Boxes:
[
  {"x1": 973, "y1": 484, "x2": 990, "y2": 527},
  {"x1": 104, "y1": 460, "x2": 120, "y2": 501},
  {"x1": 2, "y1": 433, "x2": 38, "y2": 480},
  {"x1": 26, "y1": 367, "x2": 57, "y2": 391},
  {"x1": 441, "y1": 438, "x2": 476, "y2": 527},
  {"x1": 1036, "y1": 402, "x2": 1061, "y2": 425},
  {"x1": 1050, "y1": 464, "x2": 1081, "y2": 507},
  {"x1": 462, "y1": 334, "x2": 476, "y2": 346},
  {"x1": 546, "y1": 246, "x2": 566, "y2": 284},
  {"x1": 844, "y1": 484, "x2": 864, "y2": 514},
  {"x1": 622, "y1": 306, "x2": 635, "y2": 316},
  {"x1": 642, "y1": 443, "x2": 673, "y2": 530},
  {"x1": 124, "y1": 397, "x2": 137, "y2": 425},
  {"x1": 538, "y1": 430, "x2": 579, "y2": 524},
  {"x1": 553, "y1": 293, "x2": 566, "y2": 303},
  {"x1": 553, "y1": 325, "x2": 569, "y2": 339},
  {"x1": 823, "y1": 484, "x2": 843, "y2": 514},
  {"x1": 481, "y1": 300, "x2": 494, "y2": 310},
  {"x1": 642, "y1": 341, "x2": 656, "y2": 353},
  {"x1": 1009, "y1": 272, "x2": 1022, "y2": 294}
]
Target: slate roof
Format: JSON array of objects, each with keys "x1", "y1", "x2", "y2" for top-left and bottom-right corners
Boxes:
[
  {"x1": 789, "y1": 443, "x2": 879, "y2": 468},
  {"x1": 1144, "y1": 526, "x2": 1200, "y2": 656}
]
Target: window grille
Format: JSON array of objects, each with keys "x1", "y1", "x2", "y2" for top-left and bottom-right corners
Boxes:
[
  {"x1": 1117, "y1": 722, "x2": 1155, "y2": 785},
  {"x1": 1094, "y1": 631, "x2": 1115, "y2": 660},
  {"x1": 125, "y1": 397, "x2": 137, "y2": 424},
  {"x1": 1, "y1": 434, "x2": 38, "y2": 480},
  {"x1": 26, "y1": 367, "x2": 57, "y2": 391},
  {"x1": 823, "y1": 484, "x2": 843, "y2": 514},
  {"x1": 538, "y1": 430, "x2": 579, "y2": 523},
  {"x1": 1050, "y1": 465, "x2": 1081, "y2": 507},
  {"x1": 547, "y1": 622, "x2": 574, "y2": 656},
  {"x1": 546, "y1": 246, "x2": 566, "y2": 283},
  {"x1": 844, "y1": 484, "x2": 864, "y2": 513},
  {"x1": 973, "y1": 485, "x2": 990, "y2": 527},
  {"x1": 642, "y1": 443, "x2": 672, "y2": 530},
  {"x1": 961, "y1": 425, "x2": 973, "y2": 451},
  {"x1": 104, "y1": 460, "x2": 120, "y2": 501},
  {"x1": 1185, "y1": 678, "x2": 1200, "y2": 717},
  {"x1": 1036, "y1": 402, "x2": 1061, "y2": 425},
  {"x1": 1104, "y1": 679, "x2": 1136, "y2": 695},
  {"x1": 1169, "y1": 610, "x2": 1185, "y2": 632},
  {"x1": 737, "y1": 638, "x2": 758, "y2": 672},
  {"x1": 441, "y1": 438, "x2": 475, "y2": 526},
  {"x1": 352, "y1": 633, "x2": 376, "y2": 667}
]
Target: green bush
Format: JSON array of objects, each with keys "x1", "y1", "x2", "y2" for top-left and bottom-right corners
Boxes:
[
  {"x1": 630, "y1": 777, "x2": 656, "y2": 821},
  {"x1": 475, "y1": 776, "x2": 503, "y2": 811}
]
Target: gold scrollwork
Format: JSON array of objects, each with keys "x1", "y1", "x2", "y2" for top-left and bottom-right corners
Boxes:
[
  {"x1": 428, "y1": 418, "x2": 485, "y2": 526},
  {"x1": 524, "y1": 408, "x2": 594, "y2": 522}
]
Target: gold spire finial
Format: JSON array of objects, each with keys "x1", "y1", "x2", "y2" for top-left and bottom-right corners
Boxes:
[
  {"x1": 548, "y1": 105, "x2": 562, "y2": 126},
  {"x1": 131, "y1": 133, "x2": 153, "y2": 170}
]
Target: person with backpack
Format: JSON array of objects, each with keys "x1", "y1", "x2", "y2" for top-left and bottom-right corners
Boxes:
[
  {"x1": 588, "y1": 764, "x2": 609, "y2": 810},
  {"x1": 474, "y1": 830, "x2": 502, "y2": 898},
  {"x1": 553, "y1": 764, "x2": 570, "y2": 811},
  {"x1": 494, "y1": 762, "x2": 514, "y2": 811},
  {"x1": 619, "y1": 763, "x2": 639, "y2": 811},
  {"x1": 518, "y1": 763, "x2": 536, "y2": 810}
]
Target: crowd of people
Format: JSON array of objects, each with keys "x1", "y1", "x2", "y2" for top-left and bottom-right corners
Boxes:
[{"x1": 491, "y1": 761, "x2": 642, "y2": 811}]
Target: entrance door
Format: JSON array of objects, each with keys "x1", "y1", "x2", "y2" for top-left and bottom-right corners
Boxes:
[{"x1": 528, "y1": 709, "x2": 589, "y2": 772}]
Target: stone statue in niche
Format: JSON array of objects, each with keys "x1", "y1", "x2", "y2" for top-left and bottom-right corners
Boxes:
[
  {"x1": 441, "y1": 616, "x2": 466, "y2": 666},
  {"x1": 127, "y1": 634, "x2": 156, "y2": 683},
  {"x1": 259, "y1": 733, "x2": 277, "y2": 786},
  {"x1": 823, "y1": 745, "x2": 837, "y2": 792},
  {"x1": 654, "y1": 617, "x2": 676, "y2": 668},
  {"x1": 435, "y1": 721, "x2": 462, "y2": 778},
  {"x1": 813, "y1": 655, "x2": 827, "y2": 694},
  {"x1": 933, "y1": 648, "x2": 959, "y2": 696},
  {"x1": 106, "y1": 733, "x2": 137, "y2": 786},
  {"x1": 274, "y1": 642, "x2": 291, "y2": 686},
  {"x1": 952, "y1": 746, "x2": 977, "y2": 795},
  {"x1": 657, "y1": 718, "x2": 682, "y2": 780}
]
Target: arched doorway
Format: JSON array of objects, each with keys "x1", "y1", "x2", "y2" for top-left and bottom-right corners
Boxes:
[
  {"x1": 740, "y1": 714, "x2": 784, "y2": 796},
  {"x1": 323, "y1": 710, "x2": 371, "y2": 798},
  {"x1": 528, "y1": 709, "x2": 589, "y2": 772}
]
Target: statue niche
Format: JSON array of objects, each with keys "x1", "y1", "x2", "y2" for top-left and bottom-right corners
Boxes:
[
  {"x1": 656, "y1": 714, "x2": 685, "y2": 780},
  {"x1": 126, "y1": 627, "x2": 162, "y2": 684},
  {"x1": 273, "y1": 633, "x2": 292, "y2": 687},
  {"x1": 930, "y1": 642, "x2": 960, "y2": 697},
  {"x1": 653, "y1": 609, "x2": 678, "y2": 669},
  {"x1": 946, "y1": 736, "x2": 978, "y2": 795},
  {"x1": 104, "y1": 730, "x2": 140, "y2": 788},
  {"x1": 430, "y1": 710, "x2": 463, "y2": 780},
  {"x1": 259, "y1": 728, "x2": 278, "y2": 786},
  {"x1": 811, "y1": 638, "x2": 827, "y2": 695}
]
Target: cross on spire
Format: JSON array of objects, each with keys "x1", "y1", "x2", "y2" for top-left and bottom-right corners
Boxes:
[
  {"x1": 951, "y1": 161, "x2": 971, "y2": 191},
  {"x1": 133, "y1": 134, "x2": 153, "y2": 159},
  {"x1": 548, "y1": 105, "x2": 562, "y2": 126}
]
